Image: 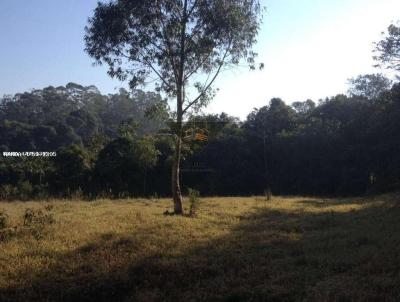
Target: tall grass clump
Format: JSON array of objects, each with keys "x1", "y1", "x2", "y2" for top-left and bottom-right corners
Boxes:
[
  {"x1": 188, "y1": 188, "x2": 200, "y2": 217},
  {"x1": 0, "y1": 209, "x2": 9, "y2": 229}
]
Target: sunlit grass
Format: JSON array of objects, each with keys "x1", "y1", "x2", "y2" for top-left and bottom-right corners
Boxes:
[{"x1": 0, "y1": 194, "x2": 399, "y2": 301}]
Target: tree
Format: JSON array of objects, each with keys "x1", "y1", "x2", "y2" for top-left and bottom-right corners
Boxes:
[
  {"x1": 85, "y1": 0, "x2": 263, "y2": 214},
  {"x1": 135, "y1": 136, "x2": 161, "y2": 195},
  {"x1": 94, "y1": 136, "x2": 159, "y2": 197},
  {"x1": 244, "y1": 98, "x2": 296, "y2": 197},
  {"x1": 374, "y1": 21, "x2": 400, "y2": 77},
  {"x1": 347, "y1": 74, "x2": 392, "y2": 100},
  {"x1": 292, "y1": 99, "x2": 315, "y2": 115},
  {"x1": 51, "y1": 144, "x2": 91, "y2": 196}
]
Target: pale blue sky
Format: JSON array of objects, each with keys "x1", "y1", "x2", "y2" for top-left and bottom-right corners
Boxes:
[{"x1": 0, "y1": 0, "x2": 399, "y2": 119}]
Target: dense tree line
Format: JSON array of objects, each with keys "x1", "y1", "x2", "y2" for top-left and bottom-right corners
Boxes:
[
  {"x1": 0, "y1": 83, "x2": 169, "y2": 199},
  {"x1": 0, "y1": 76, "x2": 399, "y2": 199},
  {"x1": 183, "y1": 79, "x2": 399, "y2": 196}
]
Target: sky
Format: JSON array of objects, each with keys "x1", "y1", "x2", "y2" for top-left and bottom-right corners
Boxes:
[{"x1": 0, "y1": 0, "x2": 399, "y2": 119}]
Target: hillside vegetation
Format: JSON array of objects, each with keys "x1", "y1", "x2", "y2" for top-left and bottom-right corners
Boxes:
[
  {"x1": 1, "y1": 194, "x2": 399, "y2": 301},
  {"x1": 2, "y1": 82, "x2": 400, "y2": 199}
]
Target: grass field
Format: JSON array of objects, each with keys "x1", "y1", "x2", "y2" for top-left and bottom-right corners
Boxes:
[{"x1": 0, "y1": 194, "x2": 399, "y2": 302}]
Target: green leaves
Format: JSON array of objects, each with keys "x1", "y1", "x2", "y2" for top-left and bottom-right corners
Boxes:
[
  {"x1": 347, "y1": 74, "x2": 393, "y2": 100},
  {"x1": 85, "y1": 0, "x2": 262, "y2": 113},
  {"x1": 135, "y1": 136, "x2": 161, "y2": 169},
  {"x1": 374, "y1": 21, "x2": 400, "y2": 73}
]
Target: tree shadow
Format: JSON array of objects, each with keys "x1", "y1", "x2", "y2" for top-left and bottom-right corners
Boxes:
[
  {"x1": 1, "y1": 197, "x2": 400, "y2": 301},
  {"x1": 297, "y1": 197, "x2": 366, "y2": 208}
]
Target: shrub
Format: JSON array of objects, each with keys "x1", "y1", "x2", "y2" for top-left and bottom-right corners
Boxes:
[
  {"x1": 0, "y1": 227, "x2": 17, "y2": 242},
  {"x1": 0, "y1": 209, "x2": 9, "y2": 229},
  {"x1": 18, "y1": 181, "x2": 33, "y2": 200},
  {"x1": 23, "y1": 207, "x2": 55, "y2": 240},
  {"x1": 0, "y1": 210, "x2": 14, "y2": 243},
  {"x1": 44, "y1": 204, "x2": 54, "y2": 212},
  {"x1": 33, "y1": 184, "x2": 49, "y2": 200},
  {"x1": 70, "y1": 187, "x2": 84, "y2": 200},
  {"x1": 0, "y1": 184, "x2": 17, "y2": 200},
  {"x1": 188, "y1": 188, "x2": 200, "y2": 217},
  {"x1": 23, "y1": 208, "x2": 54, "y2": 227}
]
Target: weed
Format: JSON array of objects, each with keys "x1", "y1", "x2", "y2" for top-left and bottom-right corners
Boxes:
[
  {"x1": 22, "y1": 208, "x2": 55, "y2": 241},
  {"x1": 149, "y1": 192, "x2": 159, "y2": 202},
  {"x1": 188, "y1": 188, "x2": 200, "y2": 217},
  {"x1": 44, "y1": 204, "x2": 54, "y2": 212},
  {"x1": 0, "y1": 209, "x2": 9, "y2": 229},
  {"x1": 23, "y1": 208, "x2": 55, "y2": 227},
  {"x1": 0, "y1": 210, "x2": 14, "y2": 243},
  {"x1": 0, "y1": 227, "x2": 16, "y2": 242},
  {"x1": 70, "y1": 187, "x2": 84, "y2": 200},
  {"x1": 0, "y1": 184, "x2": 17, "y2": 200},
  {"x1": 18, "y1": 181, "x2": 33, "y2": 200}
]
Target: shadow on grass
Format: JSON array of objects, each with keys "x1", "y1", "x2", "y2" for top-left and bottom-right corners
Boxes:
[
  {"x1": 297, "y1": 197, "x2": 364, "y2": 208},
  {"x1": 1, "y1": 198, "x2": 400, "y2": 302}
]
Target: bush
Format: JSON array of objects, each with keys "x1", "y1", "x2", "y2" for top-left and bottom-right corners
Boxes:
[
  {"x1": 18, "y1": 181, "x2": 33, "y2": 200},
  {"x1": 23, "y1": 207, "x2": 55, "y2": 240},
  {"x1": 70, "y1": 187, "x2": 84, "y2": 200},
  {"x1": 23, "y1": 208, "x2": 55, "y2": 227},
  {"x1": 0, "y1": 210, "x2": 14, "y2": 243},
  {"x1": 0, "y1": 209, "x2": 9, "y2": 229},
  {"x1": 44, "y1": 204, "x2": 54, "y2": 212},
  {"x1": 33, "y1": 184, "x2": 50, "y2": 200},
  {"x1": 0, "y1": 183, "x2": 48, "y2": 201},
  {"x1": 188, "y1": 188, "x2": 200, "y2": 217},
  {"x1": 0, "y1": 184, "x2": 17, "y2": 200}
]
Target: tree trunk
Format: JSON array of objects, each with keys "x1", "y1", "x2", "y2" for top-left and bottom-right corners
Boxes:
[
  {"x1": 172, "y1": 0, "x2": 187, "y2": 214},
  {"x1": 172, "y1": 133, "x2": 183, "y2": 214},
  {"x1": 172, "y1": 87, "x2": 184, "y2": 214}
]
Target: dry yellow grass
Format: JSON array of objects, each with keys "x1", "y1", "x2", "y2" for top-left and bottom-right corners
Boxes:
[{"x1": 0, "y1": 194, "x2": 399, "y2": 301}]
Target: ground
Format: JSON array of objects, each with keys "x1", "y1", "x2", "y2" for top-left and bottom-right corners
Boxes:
[{"x1": 0, "y1": 194, "x2": 399, "y2": 301}]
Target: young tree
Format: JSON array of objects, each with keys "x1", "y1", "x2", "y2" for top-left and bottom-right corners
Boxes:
[{"x1": 85, "y1": 0, "x2": 263, "y2": 214}]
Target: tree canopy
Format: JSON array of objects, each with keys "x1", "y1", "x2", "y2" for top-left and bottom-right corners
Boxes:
[
  {"x1": 374, "y1": 21, "x2": 400, "y2": 77},
  {"x1": 85, "y1": 0, "x2": 262, "y2": 104}
]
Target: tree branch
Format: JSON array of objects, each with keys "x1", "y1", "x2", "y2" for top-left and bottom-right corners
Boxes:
[
  {"x1": 125, "y1": 50, "x2": 173, "y2": 90},
  {"x1": 187, "y1": 0, "x2": 199, "y2": 18},
  {"x1": 184, "y1": 51, "x2": 212, "y2": 81},
  {"x1": 182, "y1": 45, "x2": 231, "y2": 114},
  {"x1": 178, "y1": 0, "x2": 188, "y2": 89},
  {"x1": 156, "y1": 1, "x2": 179, "y2": 84}
]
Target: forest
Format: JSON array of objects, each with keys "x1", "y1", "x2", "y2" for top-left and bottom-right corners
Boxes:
[{"x1": 0, "y1": 74, "x2": 399, "y2": 199}]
